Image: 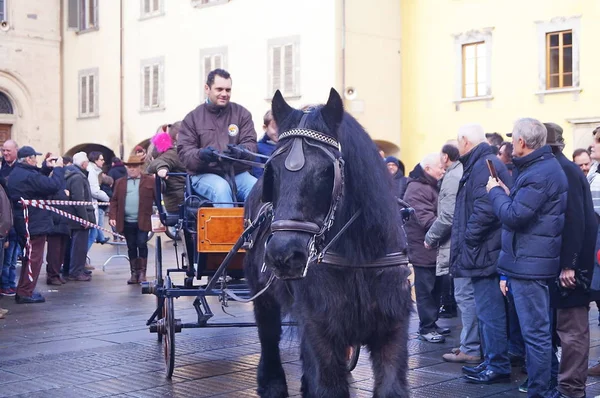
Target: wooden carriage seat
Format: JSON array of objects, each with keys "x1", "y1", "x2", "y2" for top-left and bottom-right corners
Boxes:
[{"x1": 197, "y1": 207, "x2": 246, "y2": 253}]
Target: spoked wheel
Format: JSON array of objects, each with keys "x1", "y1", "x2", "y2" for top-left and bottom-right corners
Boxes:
[
  {"x1": 162, "y1": 275, "x2": 175, "y2": 378},
  {"x1": 155, "y1": 236, "x2": 164, "y2": 343},
  {"x1": 346, "y1": 345, "x2": 361, "y2": 372}
]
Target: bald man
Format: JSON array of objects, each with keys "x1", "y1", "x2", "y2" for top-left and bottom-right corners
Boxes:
[{"x1": 0, "y1": 140, "x2": 18, "y2": 297}]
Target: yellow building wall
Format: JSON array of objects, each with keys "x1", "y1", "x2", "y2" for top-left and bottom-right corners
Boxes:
[{"x1": 401, "y1": 0, "x2": 600, "y2": 169}]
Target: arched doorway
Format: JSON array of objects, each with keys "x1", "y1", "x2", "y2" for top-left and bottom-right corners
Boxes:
[
  {"x1": 0, "y1": 91, "x2": 14, "y2": 146},
  {"x1": 65, "y1": 143, "x2": 116, "y2": 173}
]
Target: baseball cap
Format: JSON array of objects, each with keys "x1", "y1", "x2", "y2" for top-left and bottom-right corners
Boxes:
[{"x1": 17, "y1": 146, "x2": 42, "y2": 158}]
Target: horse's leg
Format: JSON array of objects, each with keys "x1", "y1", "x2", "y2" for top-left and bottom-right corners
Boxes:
[
  {"x1": 300, "y1": 322, "x2": 349, "y2": 398},
  {"x1": 368, "y1": 323, "x2": 410, "y2": 398},
  {"x1": 254, "y1": 294, "x2": 288, "y2": 398}
]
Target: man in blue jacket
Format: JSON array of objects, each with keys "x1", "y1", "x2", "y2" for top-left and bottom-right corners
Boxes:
[
  {"x1": 450, "y1": 123, "x2": 512, "y2": 385},
  {"x1": 487, "y1": 118, "x2": 568, "y2": 398}
]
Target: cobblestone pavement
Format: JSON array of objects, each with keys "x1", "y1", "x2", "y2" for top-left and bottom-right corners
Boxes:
[{"x1": 2, "y1": 236, "x2": 600, "y2": 397}]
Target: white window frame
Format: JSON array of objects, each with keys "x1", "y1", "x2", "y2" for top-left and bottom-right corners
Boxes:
[
  {"x1": 199, "y1": 47, "x2": 228, "y2": 101},
  {"x1": 535, "y1": 15, "x2": 581, "y2": 103},
  {"x1": 78, "y1": 68, "x2": 99, "y2": 118},
  {"x1": 140, "y1": 57, "x2": 165, "y2": 112},
  {"x1": 453, "y1": 27, "x2": 493, "y2": 108},
  {"x1": 267, "y1": 36, "x2": 301, "y2": 99},
  {"x1": 191, "y1": 0, "x2": 229, "y2": 9},
  {"x1": 0, "y1": 0, "x2": 7, "y2": 23},
  {"x1": 140, "y1": 0, "x2": 164, "y2": 20},
  {"x1": 67, "y1": 0, "x2": 98, "y2": 33}
]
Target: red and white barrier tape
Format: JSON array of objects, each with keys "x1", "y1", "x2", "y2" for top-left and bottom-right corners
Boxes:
[{"x1": 20, "y1": 199, "x2": 110, "y2": 207}]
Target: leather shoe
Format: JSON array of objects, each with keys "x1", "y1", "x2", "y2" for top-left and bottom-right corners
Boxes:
[
  {"x1": 15, "y1": 292, "x2": 46, "y2": 304},
  {"x1": 434, "y1": 325, "x2": 451, "y2": 335},
  {"x1": 464, "y1": 369, "x2": 510, "y2": 384},
  {"x1": 462, "y1": 362, "x2": 487, "y2": 376},
  {"x1": 588, "y1": 362, "x2": 600, "y2": 377}
]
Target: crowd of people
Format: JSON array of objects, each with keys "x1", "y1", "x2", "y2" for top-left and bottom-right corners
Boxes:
[{"x1": 385, "y1": 120, "x2": 600, "y2": 398}]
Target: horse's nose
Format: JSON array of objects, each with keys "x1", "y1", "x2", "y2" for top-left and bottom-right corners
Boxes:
[{"x1": 264, "y1": 233, "x2": 309, "y2": 279}]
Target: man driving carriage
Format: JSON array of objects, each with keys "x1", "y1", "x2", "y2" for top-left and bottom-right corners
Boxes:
[{"x1": 177, "y1": 69, "x2": 258, "y2": 208}]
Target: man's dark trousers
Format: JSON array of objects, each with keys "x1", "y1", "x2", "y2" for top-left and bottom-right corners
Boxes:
[
  {"x1": 69, "y1": 229, "x2": 89, "y2": 277},
  {"x1": 413, "y1": 265, "x2": 442, "y2": 334},
  {"x1": 15, "y1": 235, "x2": 46, "y2": 297},
  {"x1": 472, "y1": 275, "x2": 511, "y2": 374},
  {"x1": 556, "y1": 306, "x2": 589, "y2": 398},
  {"x1": 509, "y1": 278, "x2": 552, "y2": 398}
]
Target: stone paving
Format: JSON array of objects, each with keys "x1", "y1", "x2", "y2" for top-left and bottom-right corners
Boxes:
[{"x1": 2, "y1": 236, "x2": 600, "y2": 397}]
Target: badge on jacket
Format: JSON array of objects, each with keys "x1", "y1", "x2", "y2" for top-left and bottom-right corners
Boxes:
[{"x1": 228, "y1": 124, "x2": 239, "y2": 137}]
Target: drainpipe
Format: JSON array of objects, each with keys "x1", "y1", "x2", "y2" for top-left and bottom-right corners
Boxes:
[
  {"x1": 119, "y1": 0, "x2": 124, "y2": 159},
  {"x1": 341, "y1": 0, "x2": 346, "y2": 93},
  {"x1": 59, "y1": 0, "x2": 64, "y2": 154}
]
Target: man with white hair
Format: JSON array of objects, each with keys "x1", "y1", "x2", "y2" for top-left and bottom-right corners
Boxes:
[
  {"x1": 486, "y1": 118, "x2": 567, "y2": 397},
  {"x1": 404, "y1": 153, "x2": 446, "y2": 343},
  {"x1": 451, "y1": 123, "x2": 513, "y2": 384}
]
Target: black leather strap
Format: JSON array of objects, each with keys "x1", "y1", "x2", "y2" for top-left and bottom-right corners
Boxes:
[{"x1": 319, "y1": 252, "x2": 409, "y2": 268}]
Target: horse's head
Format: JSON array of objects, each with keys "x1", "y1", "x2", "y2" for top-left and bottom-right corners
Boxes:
[{"x1": 262, "y1": 89, "x2": 345, "y2": 280}]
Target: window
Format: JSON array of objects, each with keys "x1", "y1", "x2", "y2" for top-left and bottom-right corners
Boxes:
[
  {"x1": 192, "y1": 0, "x2": 229, "y2": 8},
  {"x1": 268, "y1": 36, "x2": 301, "y2": 98},
  {"x1": 462, "y1": 42, "x2": 487, "y2": 98},
  {"x1": 453, "y1": 27, "x2": 493, "y2": 106},
  {"x1": 199, "y1": 47, "x2": 228, "y2": 98},
  {"x1": 140, "y1": 57, "x2": 165, "y2": 111},
  {"x1": 78, "y1": 68, "x2": 99, "y2": 118},
  {"x1": 536, "y1": 16, "x2": 581, "y2": 100},
  {"x1": 546, "y1": 30, "x2": 573, "y2": 89},
  {"x1": 141, "y1": 0, "x2": 163, "y2": 18},
  {"x1": 67, "y1": 0, "x2": 98, "y2": 32},
  {"x1": 0, "y1": 0, "x2": 7, "y2": 22}
]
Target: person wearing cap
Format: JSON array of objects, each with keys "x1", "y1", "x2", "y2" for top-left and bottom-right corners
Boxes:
[
  {"x1": 385, "y1": 156, "x2": 408, "y2": 200},
  {"x1": 6, "y1": 146, "x2": 65, "y2": 303},
  {"x1": 486, "y1": 118, "x2": 567, "y2": 396},
  {"x1": 177, "y1": 68, "x2": 258, "y2": 208},
  {"x1": 541, "y1": 123, "x2": 597, "y2": 398},
  {"x1": 109, "y1": 155, "x2": 155, "y2": 284},
  {"x1": 64, "y1": 152, "x2": 96, "y2": 281}
]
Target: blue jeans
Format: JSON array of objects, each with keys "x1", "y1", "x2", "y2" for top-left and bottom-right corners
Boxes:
[
  {"x1": 472, "y1": 275, "x2": 511, "y2": 374},
  {"x1": 1, "y1": 236, "x2": 19, "y2": 289},
  {"x1": 509, "y1": 278, "x2": 552, "y2": 398},
  {"x1": 87, "y1": 228, "x2": 98, "y2": 252},
  {"x1": 191, "y1": 172, "x2": 257, "y2": 208},
  {"x1": 454, "y1": 277, "x2": 480, "y2": 357},
  {"x1": 96, "y1": 208, "x2": 106, "y2": 241},
  {"x1": 506, "y1": 289, "x2": 525, "y2": 358}
]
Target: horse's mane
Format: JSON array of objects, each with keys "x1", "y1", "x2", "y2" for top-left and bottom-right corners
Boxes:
[{"x1": 277, "y1": 106, "x2": 403, "y2": 264}]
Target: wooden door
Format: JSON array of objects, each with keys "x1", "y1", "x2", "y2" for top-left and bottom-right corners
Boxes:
[{"x1": 0, "y1": 124, "x2": 11, "y2": 147}]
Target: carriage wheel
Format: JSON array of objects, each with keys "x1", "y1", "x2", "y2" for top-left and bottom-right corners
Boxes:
[
  {"x1": 163, "y1": 275, "x2": 175, "y2": 378},
  {"x1": 155, "y1": 236, "x2": 164, "y2": 342},
  {"x1": 346, "y1": 345, "x2": 360, "y2": 372}
]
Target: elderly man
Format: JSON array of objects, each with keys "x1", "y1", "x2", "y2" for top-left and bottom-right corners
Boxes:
[
  {"x1": 425, "y1": 143, "x2": 480, "y2": 363},
  {"x1": 572, "y1": 149, "x2": 592, "y2": 176},
  {"x1": 0, "y1": 139, "x2": 19, "y2": 297},
  {"x1": 385, "y1": 156, "x2": 408, "y2": 200},
  {"x1": 451, "y1": 124, "x2": 512, "y2": 385},
  {"x1": 178, "y1": 68, "x2": 257, "y2": 208},
  {"x1": 8, "y1": 146, "x2": 64, "y2": 303},
  {"x1": 487, "y1": 118, "x2": 568, "y2": 398},
  {"x1": 404, "y1": 153, "x2": 446, "y2": 343}
]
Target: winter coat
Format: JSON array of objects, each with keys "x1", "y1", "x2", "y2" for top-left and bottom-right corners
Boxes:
[
  {"x1": 403, "y1": 164, "x2": 439, "y2": 267},
  {"x1": 87, "y1": 162, "x2": 110, "y2": 222},
  {"x1": 147, "y1": 147, "x2": 185, "y2": 213},
  {"x1": 108, "y1": 174, "x2": 155, "y2": 233},
  {"x1": 7, "y1": 163, "x2": 64, "y2": 238},
  {"x1": 64, "y1": 165, "x2": 96, "y2": 229},
  {"x1": 177, "y1": 101, "x2": 257, "y2": 175},
  {"x1": 42, "y1": 160, "x2": 70, "y2": 237},
  {"x1": 108, "y1": 163, "x2": 127, "y2": 182},
  {"x1": 489, "y1": 145, "x2": 568, "y2": 280},
  {"x1": 425, "y1": 161, "x2": 463, "y2": 276},
  {"x1": 252, "y1": 135, "x2": 276, "y2": 178},
  {"x1": 450, "y1": 143, "x2": 512, "y2": 278},
  {"x1": 547, "y1": 151, "x2": 598, "y2": 308}
]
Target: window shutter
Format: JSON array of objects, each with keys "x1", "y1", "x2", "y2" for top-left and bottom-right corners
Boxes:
[
  {"x1": 68, "y1": 0, "x2": 80, "y2": 30},
  {"x1": 0, "y1": 0, "x2": 5, "y2": 22},
  {"x1": 214, "y1": 54, "x2": 222, "y2": 70},
  {"x1": 284, "y1": 44, "x2": 293, "y2": 94},
  {"x1": 88, "y1": 74, "x2": 95, "y2": 114},
  {"x1": 143, "y1": 66, "x2": 150, "y2": 107},
  {"x1": 144, "y1": 0, "x2": 150, "y2": 14},
  {"x1": 152, "y1": 64, "x2": 159, "y2": 106},
  {"x1": 91, "y1": 0, "x2": 98, "y2": 28},
  {"x1": 204, "y1": 56, "x2": 212, "y2": 81},
  {"x1": 272, "y1": 46, "x2": 282, "y2": 93},
  {"x1": 80, "y1": 76, "x2": 87, "y2": 114},
  {"x1": 153, "y1": 0, "x2": 159, "y2": 12}
]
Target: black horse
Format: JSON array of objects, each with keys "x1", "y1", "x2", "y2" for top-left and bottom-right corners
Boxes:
[{"x1": 244, "y1": 89, "x2": 412, "y2": 398}]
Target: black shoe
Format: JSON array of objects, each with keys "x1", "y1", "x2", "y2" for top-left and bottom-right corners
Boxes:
[
  {"x1": 439, "y1": 305, "x2": 457, "y2": 318},
  {"x1": 15, "y1": 292, "x2": 46, "y2": 304},
  {"x1": 434, "y1": 325, "x2": 451, "y2": 335},
  {"x1": 508, "y1": 352, "x2": 525, "y2": 367},
  {"x1": 464, "y1": 369, "x2": 510, "y2": 384},
  {"x1": 98, "y1": 237, "x2": 110, "y2": 245},
  {"x1": 84, "y1": 269, "x2": 92, "y2": 275},
  {"x1": 462, "y1": 362, "x2": 487, "y2": 376}
]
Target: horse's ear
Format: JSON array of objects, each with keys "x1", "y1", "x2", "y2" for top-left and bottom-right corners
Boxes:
[
  {"x1": 271, "y1": 90, "x2": 294, "y2": 125},
  {"x1": 322, "y1": 88, "x2": 344, "y2": 134}
]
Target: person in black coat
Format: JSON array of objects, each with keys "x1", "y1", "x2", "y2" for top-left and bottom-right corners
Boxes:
[
  {"x1": 385, "y1": 156, "x2": 408, "y2": 199},
  {"x1": 7, "y1": 147, "x2": 64, "y2": 303},
  {"x1": 108, "y1": 157, "x2": 127, "y2": 182},
  {"x1": 544, "y1": 123, "x2": 597, "y2": 398}
]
